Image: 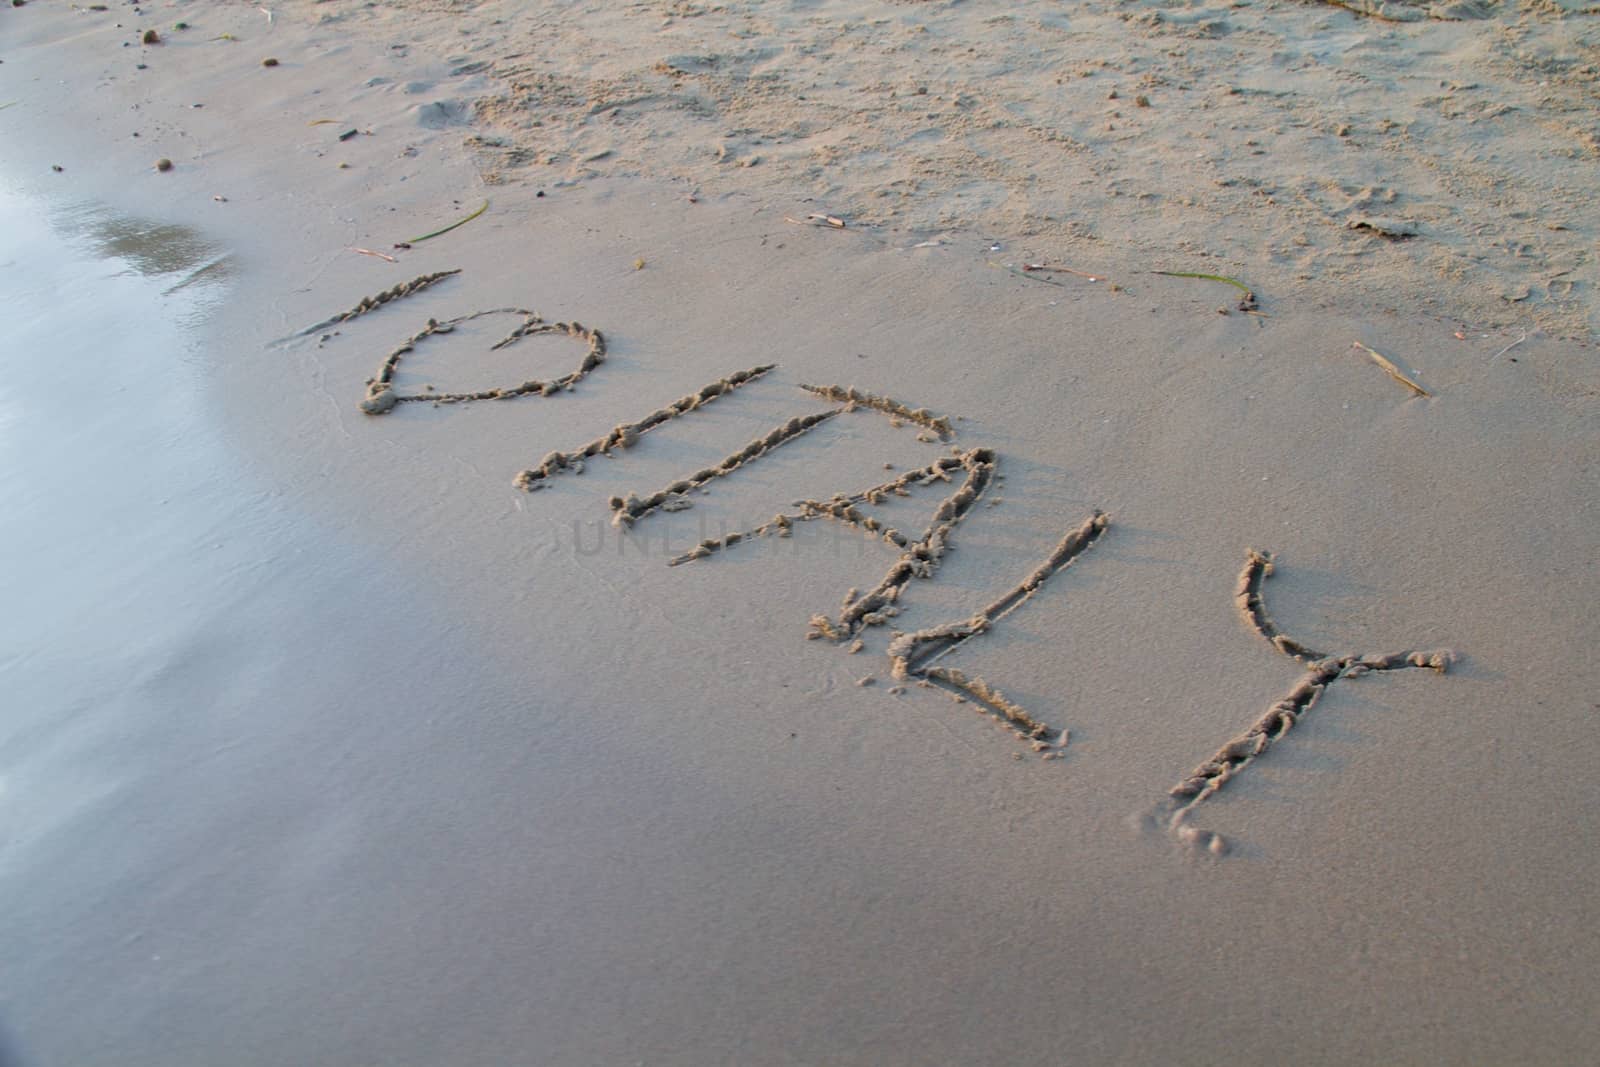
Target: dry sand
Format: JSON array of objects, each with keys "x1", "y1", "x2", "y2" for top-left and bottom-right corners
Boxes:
[{"x1": 2, "y1": 1, "x2": 1599, "y2": 1064}]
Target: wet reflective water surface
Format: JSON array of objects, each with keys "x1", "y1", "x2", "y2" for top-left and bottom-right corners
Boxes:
[{"x1": 0, "y1": 173, "x2": 477, "y2": 1067}]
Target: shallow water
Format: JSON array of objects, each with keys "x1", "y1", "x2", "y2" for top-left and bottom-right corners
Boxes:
[
  {"x1": 0, "y1": 181, "x2": 286, "y2": 1062},
  {"x1": 0, "y1": 169, "x2": 516, "y2": 1067}
]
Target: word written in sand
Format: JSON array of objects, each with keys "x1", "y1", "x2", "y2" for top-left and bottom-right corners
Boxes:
[{"x1": 311, "y1": 276, "x2": 1452, "y2": 855}]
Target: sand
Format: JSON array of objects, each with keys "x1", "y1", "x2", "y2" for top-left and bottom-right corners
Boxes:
[{"x1": 2, "y1": 1, "x2": 1598, "y2": 1064}]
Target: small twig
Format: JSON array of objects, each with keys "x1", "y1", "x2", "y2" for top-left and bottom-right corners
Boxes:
[
  {"x1": 350, "y1": 247, "x2": 398, "y2": 263},
  {"x1": 259, "y1": 6, "x2": 274, "y2": 23},
  {"x1": 404, "y1": 199, "x2": 488, "y2": 244},
  {"x1": 1351, "y1": 341, "x2": 1431, "y2": 398},
  {"x1": 1023, "y1": 263, "x2": 1106, "y2": 282},
  {"x1": 307, "y1": 118, "x2": 340, "y2": 126},
  {"x1": 784, "y1": 213, "x2": 847, "y2": 228},
  {"x1": 1490, "y1": 329, "x2": 1528, "y2": 362},
  {"x1": 993, "y1": 262, "x2": 1071, "y2": 289}
]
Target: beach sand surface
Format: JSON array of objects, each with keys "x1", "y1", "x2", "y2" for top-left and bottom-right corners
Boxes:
[{"x1": 2, "y1": 2, "x2": 1598, "y2": 1064}]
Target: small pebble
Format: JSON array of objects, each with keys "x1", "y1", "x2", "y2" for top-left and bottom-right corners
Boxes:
[
  {"x1": 855, "y1": 676, "x2": 876, "y2": 687},
  {"x1": 261, "y1": 57, "x2": 279, "y2": 67},
  {"x1": 141, "y1": 28, "x2": 160, "y2": 44},
  {"x1": 154, "y1": 157, "x2": 173, "y2": 172}
]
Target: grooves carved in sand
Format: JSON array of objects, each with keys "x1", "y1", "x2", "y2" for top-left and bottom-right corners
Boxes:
[
  {"x1": 666, "y1": 454, "x2": 971, "y2": 566},
  {"x1": 308, "y1": 276, "x2": 1092, "y2": 762},
  {"x1": 289, "y1": 270, "x2": 461, "y2": 340},
  {"x1": 820, "y1": 447, "x2": 997, "y2": 639},
  {"x1": 798, "y1": 383, "x2": 955, "y2": 439},
  {"x1": 314, "y1": 283, "x2": 1456, "y2": 788},
  {"x1": 511, "y1": 365, "x2": 776, "y2": 490},
  {"x1": 637, "y1": 385, "x2": 1103, "y2": 755},
  {"x1": 885, "y1": 512, "x2": 1110, "y2": 747},
  {"x1": 358, "y1": 308, "x2": 606, "y2": 415},
  {"x1": 610, "y1": 409, "x2": 839, "y2": 527},
  {"x1": 1163, "y1": 549, "x2": 1454, "y2": 856},
  {"x1": 611, "y1": 380, "x2": 1079, "y2": 751}
]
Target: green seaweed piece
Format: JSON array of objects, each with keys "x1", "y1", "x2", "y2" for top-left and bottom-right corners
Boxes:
[
  {"x1": 406, "y1": 199, "x2": 489, "y2": 244},
  {"x1": 1152, "y1": 270, "x2": 1258, "y2": 310}
]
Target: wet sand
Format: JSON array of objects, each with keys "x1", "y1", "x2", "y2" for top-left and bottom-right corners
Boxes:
[{"x1": 2, "y1": 2, "x2": 1598, "y2": 1064}]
